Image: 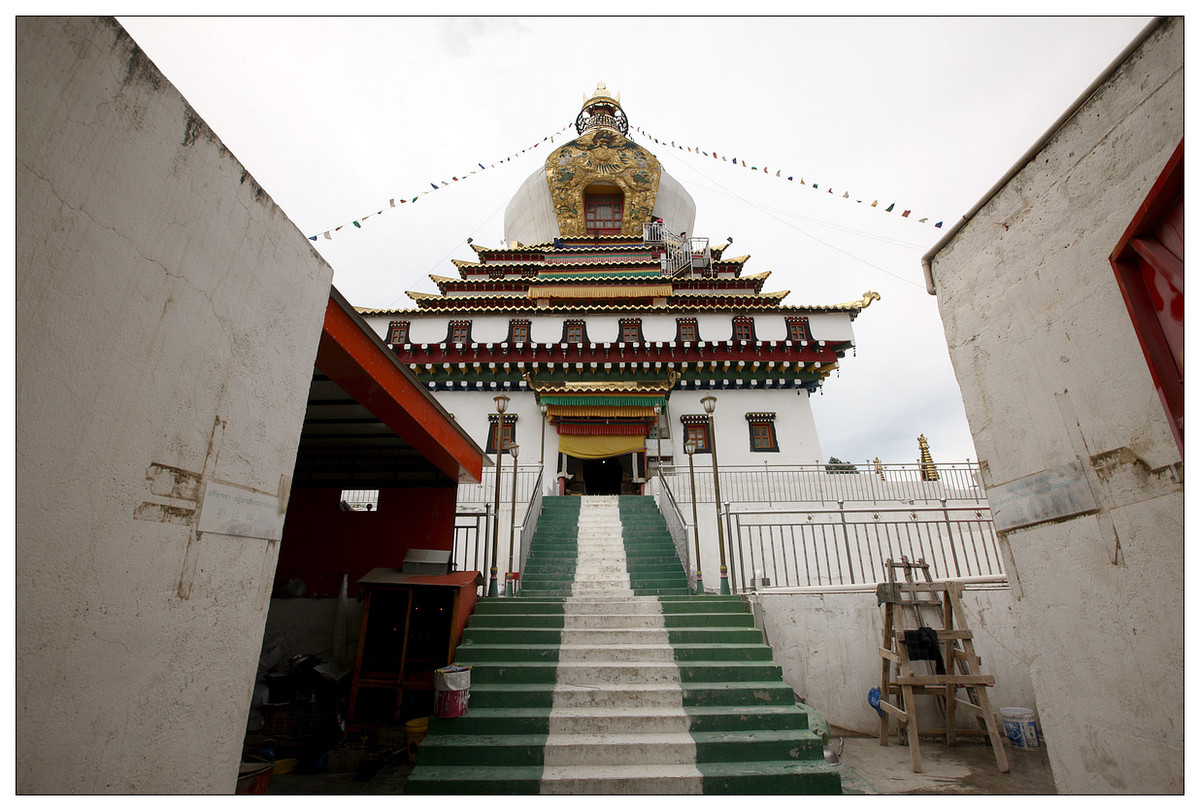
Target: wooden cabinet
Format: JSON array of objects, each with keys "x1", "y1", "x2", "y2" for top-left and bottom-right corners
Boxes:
[{"x1": 348, "y1": 569, "x2": 481, "y2": 724}]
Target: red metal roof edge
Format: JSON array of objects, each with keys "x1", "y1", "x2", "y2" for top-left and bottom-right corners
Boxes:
[{"x1": 321, "y1": 287, "x2": 488, "y2": 483}]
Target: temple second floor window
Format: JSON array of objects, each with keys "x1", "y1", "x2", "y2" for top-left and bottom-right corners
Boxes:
[
  {"x1": 486, "y1": 415, "x2": 517, "y2": 454},
  {"x1": 449, "y1": 321, "x2": 471, "y2": 343},
  {"x1": 733, "y1": 317, "x2": 754, "y2": 342},
  {"x1": 678, "y1": 319, "x2": 698, "y2": 342},
  {"x1": 786, "y1": 317, "x2": 810, "y2": 342},
  {"x1": 620, "y1": 318, "x2": 642, "y2": 342},
  {"x1": 564, "y1": 321, "x2": 585, "y2": 343},
  {"x1": 509, "y1": 320, "x2": 530, "y2": 343},
  {"x1": 388, "y1": 321, "x2": 409, "y2": 344},
  {"x1": 746, "y1": 413, "x2": 779, "y2": 452},
  {"x1": 680, "y1": 416, "x2": 711, "y2": 453}
]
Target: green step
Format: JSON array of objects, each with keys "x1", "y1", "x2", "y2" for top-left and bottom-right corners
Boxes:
[
  {"x1": 698, "y1": 760, "x2": 842, "y2": 794},
  {"x1": 404, "y1": 765, "x2": 544, "y2": 794}
]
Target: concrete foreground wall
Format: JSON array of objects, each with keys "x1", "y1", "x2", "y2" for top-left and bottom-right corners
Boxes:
[
  {"x1": 751, "y1": 586, "x2": 1036, "y2": 738},
  {"x1": 928, "y1": 18, "x2": 1183, "y2": 793},
  {"x1": 16, "y1": 17, "x2": 334, "y2": 792}
]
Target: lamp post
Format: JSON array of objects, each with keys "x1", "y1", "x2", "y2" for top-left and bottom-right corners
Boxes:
[
  {"x1": 507, "y1": 442, "x2": 520, "y2": 597},
  {"x1": 684, "y1": 439, "x2": 703, "y2": 594},
  {"x1": 539, "y1": 403, "x2": 548, "y2": 467},
  {"x1": 488, "y1": 394, "x2": 510, "y2": 598},
  {"x1": 653, "y1": 404, "x2": 663, "y2": 478},
  {"x1": 701, "y1": 395, "x2": 730, "y2": 594}
]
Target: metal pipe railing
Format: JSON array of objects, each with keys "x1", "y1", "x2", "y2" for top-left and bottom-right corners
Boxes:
[
  {"x1": 727, "y1": 503, "x2": 1002, "y2": 592},
  {"x1": 661, "y1": 461, "x2": 986, "y2": 507},
  {"x1": 655, "y1": 475, "x2": 693, "y2": 586}
]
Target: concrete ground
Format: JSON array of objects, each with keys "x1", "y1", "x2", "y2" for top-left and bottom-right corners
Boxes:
[
  {"x1": 836, "y1": 734, "x2": 1056, "y2": 794},
  {"x1": 267, "y1": 734, "x2": 1055, "y2": 794}
]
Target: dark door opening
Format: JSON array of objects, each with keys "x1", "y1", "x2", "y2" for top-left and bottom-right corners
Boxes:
[{"x1": 582, "y1": 457, "x2": 623, "y2": 495}]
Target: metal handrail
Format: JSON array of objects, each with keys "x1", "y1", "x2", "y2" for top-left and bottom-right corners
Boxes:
[
  {"x1": 655, "y1": 475, "x2": 692, "y2": 584},
  {"x1": 660, "y1": 461, "x2": 986, "y2": 506},
  {"x1": 516, "y1": 467, "x2": 545, "y2": 583},
  {"x1": 726, "y1": 502, "x2": 1002, "y2": 592}
]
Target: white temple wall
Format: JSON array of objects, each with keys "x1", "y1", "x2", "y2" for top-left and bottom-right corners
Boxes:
[
  {"x1": 666, "y1": 389, "x2": 823, "y2": 466},
  {"x1": 748, "y1": 586, "x2": 1036, "y2": 736},
  {"x1": 366, "y1": 311, "x2": 857, "y2": 350},
  {"x1": 928, "y1": 17, "x2": 1182, "y2": 793},
  {"x1": 503, "y1": 167, "x2": 559, "y2": 247},
  {"x1": 16, "y1": 17, "x2": 333, "y2": 793}
]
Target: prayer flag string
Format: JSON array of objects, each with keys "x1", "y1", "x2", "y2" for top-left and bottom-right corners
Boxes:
[
  {"x1": 633, "y1": 126, "x2": 944, "y2": 229},
  {"x1": 308, "y1": 123, "x2": 573, "y2": 241}
]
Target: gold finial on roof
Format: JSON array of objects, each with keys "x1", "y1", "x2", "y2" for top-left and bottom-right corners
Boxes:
[
  {"x1": 584, "y1": 81, "x2": 620, "y2": 105},
  {"x1": 918, "y1": 434, "x2": 939, "y2": 481}
]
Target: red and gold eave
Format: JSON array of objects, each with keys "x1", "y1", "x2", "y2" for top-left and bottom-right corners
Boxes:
[{"x1": 316, "y1": 287, "x2": 486, "y2": 484}]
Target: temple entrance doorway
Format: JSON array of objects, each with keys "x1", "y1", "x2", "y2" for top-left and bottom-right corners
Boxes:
[{"x1": 582, "y1": 457, "x2": 623, "y2": 495}]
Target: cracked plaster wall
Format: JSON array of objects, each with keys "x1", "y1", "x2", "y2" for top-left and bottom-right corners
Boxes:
[
  {"x1": 928, "y1": 18, "x2": 1182, "y2": 793},
  {"x1": 749, "y1": 586, "x2": 1035, "y2": 737},
  {"x1": 16, "y1": 17, "x2": 334, "y2": 792}
]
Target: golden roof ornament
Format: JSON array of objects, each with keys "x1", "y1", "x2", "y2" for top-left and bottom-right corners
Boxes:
[
  {"x1": 918, "y1": 434, "x2": 939, "y2": 481},
  {"x1": 576, "y1": 81, "x2": 628, "y2": 136}
]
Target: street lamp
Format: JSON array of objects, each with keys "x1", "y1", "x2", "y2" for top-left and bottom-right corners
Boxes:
[
  {"x1": 507, "y1": 442, "x2": 520, "y2": 597},
  {"x1": 488, "y1": 394, "x2": 510, "y2": 598},
  {"x1": 653, "y1": 404, "x2": 663, "y2": 478},
  {"x1": 684, "y1": 439, "x2": 703, "y2": 594},
  {"x1": 701, "y1": 395, "x2": 730, "y2": 594},
  {"x1": 539, "y1": 403, "x2": 548, "y2": 467}
]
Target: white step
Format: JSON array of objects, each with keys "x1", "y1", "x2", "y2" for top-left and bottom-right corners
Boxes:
[
  {"x1": 549, "y1": 683, "x2": 687, "y2": 709},
  {"x1": 547, "y1": 707, "x2": 691, "y2": 734},
  {"x1": 539, "y1": 764, "x2": 703, "y2": 794},
  {"x1": 542, "y1": 732, "x2": 697, "y2": 766}
]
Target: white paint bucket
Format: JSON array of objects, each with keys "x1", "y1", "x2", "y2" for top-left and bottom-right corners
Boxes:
[{"x1": 999, "y1": 707, "x2": 1040, "y2": 749}]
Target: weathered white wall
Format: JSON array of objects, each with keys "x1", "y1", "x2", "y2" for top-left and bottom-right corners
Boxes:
[
  {"x1": 366, "y1": 310, "x2": 847, "y2": 347},
  {"x1": 929, "y1": 17, "x2": 1183, "y2": 793},
  {"x1": 749, "y1": 586, "x2": 1037, "y2": 736},
  {"x1": 16, "y1": 17, "x2": 334, "y2": 793}
]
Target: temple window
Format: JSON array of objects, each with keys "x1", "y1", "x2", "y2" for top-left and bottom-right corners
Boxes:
[
  {"x1": 448, "y1": 320, "x2": 472, "y2": 343},
  {"x1": 563, "y1": 320, "x2": 586, "y2": 343},
  {"x1": 509, "y1": 319, "x2": 530, "y2": 343},
  {"x1": 732, "y1": 316, "x2": 754, "y2": 342},
  {"x1": 620, "y1": 318, "x2": 642, "y2": 342},
  {"x1": 786, "y1": 317, "x2": 810, "y2": 342},
  {"x1": 677, "y1": 319, "x2": 698, "y2": 342},
  {"x1": 585, "y1": 187, "x2": 623, "y2": 234},
  {"x1": 486, "y1": 415, "x2": 518, "y2": 454},
  {"x1": 746, "y1": 413, "x2": 779, "y2": 452},
  {"x1": 680, "y1": 416, "x2": 711, "y2": 453},
  {"x1": 387, "y1": 320, "x2": 409, "y2": 344}
]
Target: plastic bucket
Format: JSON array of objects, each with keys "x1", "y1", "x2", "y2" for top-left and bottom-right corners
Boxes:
[
  {"x1": 998, "y1": 707, "x2": 1040, "y2": 749},
  {"x1": 235, "y1": 760, "x2": 272, "y2": 794},
  {"x1": 433, "y1": 665, "x2": 472, "y2": 719},
  {"x1": 406, "y1": 716, "x2": 429, "y2": 763}
]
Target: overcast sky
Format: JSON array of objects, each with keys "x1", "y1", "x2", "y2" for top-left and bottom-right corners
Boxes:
[{"x1": 117, "y1": 14, "x2": 1154, "y2": 467}]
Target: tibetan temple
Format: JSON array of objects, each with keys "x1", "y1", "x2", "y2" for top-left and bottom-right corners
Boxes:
[{"x1": 359, "y1": 83, "x2": 879, "y2": 495}]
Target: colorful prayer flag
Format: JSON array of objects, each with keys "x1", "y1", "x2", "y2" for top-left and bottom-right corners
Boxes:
[
  {"x1": 902, "y1": 210, "x2": 911, "y2": 218},
  {"x1": 885, "y1": 203, "x2": 895, "y2": 212},
  {"x1": 935, "y1": 222, "x2": 943, "y2": 228}
]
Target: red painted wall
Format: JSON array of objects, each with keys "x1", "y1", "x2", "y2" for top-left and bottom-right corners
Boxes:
[{"x1": 274, "y1": 486, "x2": 458, "y2": 598}]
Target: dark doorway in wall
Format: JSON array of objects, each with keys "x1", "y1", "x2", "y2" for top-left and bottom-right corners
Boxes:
[{"x1": 582, "y1": 457, "x2": 623, "y2": 495}]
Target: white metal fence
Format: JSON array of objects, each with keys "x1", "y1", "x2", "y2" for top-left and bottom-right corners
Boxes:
[
  {"x1": 663, "y1": 461, "x2": 986, "y2": 507},
  {"x1": 724, "y1": 503, "x2": 1002, "y2": 592}
]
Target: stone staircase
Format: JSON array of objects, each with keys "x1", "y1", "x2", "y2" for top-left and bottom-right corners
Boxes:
[{"x1": 404, "y1": 495, "x2": 840, "y2": 794}]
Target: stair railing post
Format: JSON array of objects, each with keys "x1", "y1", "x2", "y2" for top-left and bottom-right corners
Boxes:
[{"x1": 685, "y1": 439, "x2": 703, "y2": 594}]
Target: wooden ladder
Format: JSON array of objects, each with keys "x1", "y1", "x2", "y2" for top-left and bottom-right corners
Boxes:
[{"x1": 877, "y1": 557, "x2": 1009, "y2": 773}]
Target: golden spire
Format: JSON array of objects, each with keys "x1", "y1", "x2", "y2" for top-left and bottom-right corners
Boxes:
[{"x1": 918, "y1": 434, "x2": 939, "y2": 481}]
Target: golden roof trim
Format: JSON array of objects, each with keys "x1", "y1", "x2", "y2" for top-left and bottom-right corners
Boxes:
[
  {"x1": 531, "y1": 284, "x2": 673, "y2": 299},
  {"x1": 527, "y1": 373, "x2": 679, "y2": 394}
]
